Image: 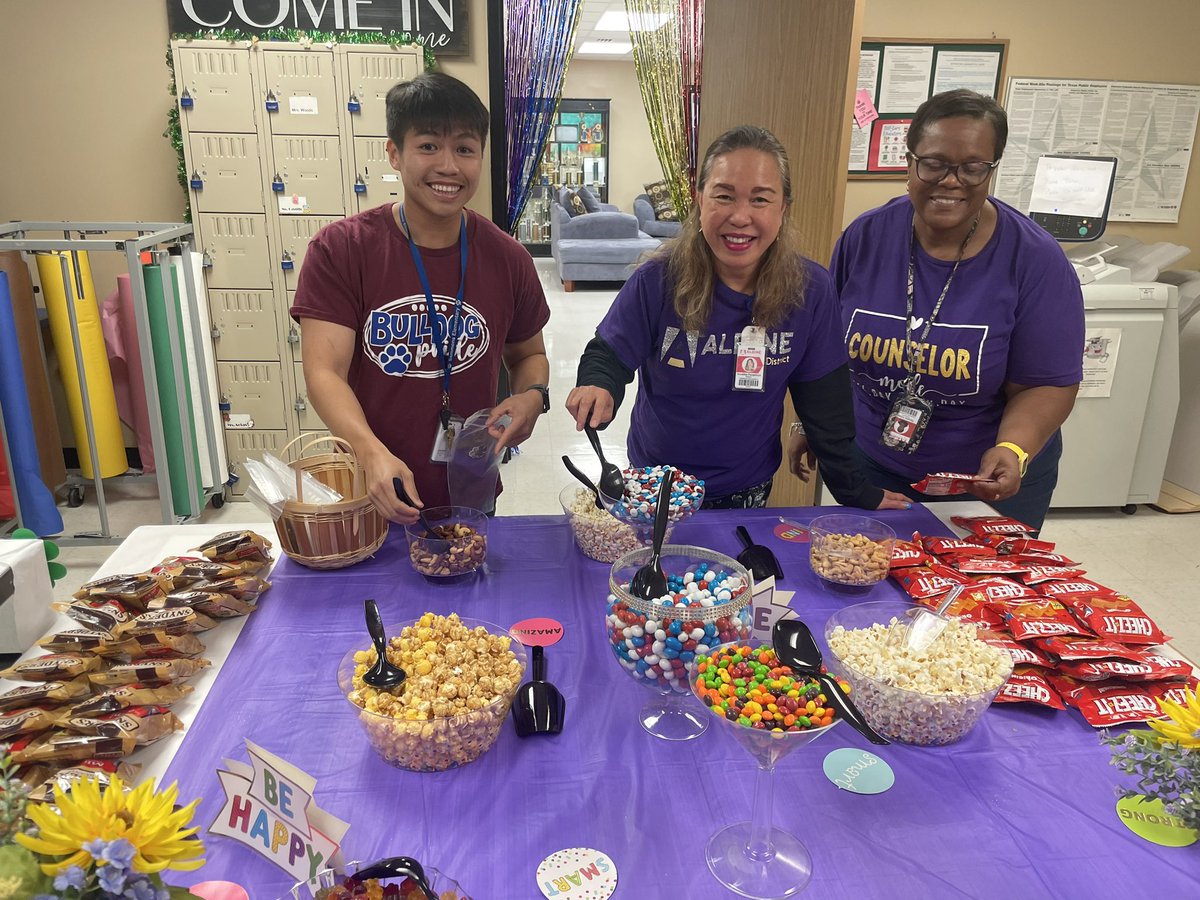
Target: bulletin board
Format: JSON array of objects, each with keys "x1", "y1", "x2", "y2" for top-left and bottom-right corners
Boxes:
[{"x1": 848, "y1": 38, "x2": 1008, "y2": 178}]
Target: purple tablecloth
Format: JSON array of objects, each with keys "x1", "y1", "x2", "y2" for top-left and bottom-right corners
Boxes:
[{"x1": 162, "y1": 507, "x2": 1199, "y2": 898}]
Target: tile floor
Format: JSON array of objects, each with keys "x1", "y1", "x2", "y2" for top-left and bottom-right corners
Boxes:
[{"x1": 42, "y1": 258, "x2": 1200, "y2": 664}]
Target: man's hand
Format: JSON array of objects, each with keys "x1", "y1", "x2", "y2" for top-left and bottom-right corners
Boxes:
[
  {"x1": 486, "y1": 389, "x2": 543, "y2": 454},
  {"x1": 786, "y1": 431, "x2": 817, "y2": 482},
  {"x1": 968, "y1": 445, "x2": 1021, "y2": 504},
  {"x1": 362, "y1": 447, "x2": 423, "y2": 525},
  {"x1": 566, "y1": 386, "x2": 615, "y2": 430}
]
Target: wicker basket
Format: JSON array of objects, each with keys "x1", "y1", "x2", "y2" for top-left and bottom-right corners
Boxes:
[{"x1": 273, "y1": 435, "x2": 388, "y2": 570}]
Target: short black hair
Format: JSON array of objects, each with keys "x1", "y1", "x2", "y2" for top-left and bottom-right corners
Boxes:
[
  {"x1": 385, "y1": 72, "x2": 489, "y2": 150},
  {"x1": 907, "y1": 89, "x2": 1008, "y2": 161}
]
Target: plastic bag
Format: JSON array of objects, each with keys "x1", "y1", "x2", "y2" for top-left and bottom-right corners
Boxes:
[{"x1": 243, "y1": 453, "x2": 342, "y2": 520}]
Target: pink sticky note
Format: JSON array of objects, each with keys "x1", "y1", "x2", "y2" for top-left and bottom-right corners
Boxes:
[
  {"x1": 854, "y1": 90, "x2": 879, "y2": 129},
  {"x1": 190, "y1": 883, "x2": 250, "y2": 900}
]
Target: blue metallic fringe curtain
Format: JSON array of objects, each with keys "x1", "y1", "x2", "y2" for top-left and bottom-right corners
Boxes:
[
  {"x1": 504, "y1": 0, "x2": 584, "y2": 234},
  {"x1": 627, "y1": 0, "x2": 703, "y2": 219}
]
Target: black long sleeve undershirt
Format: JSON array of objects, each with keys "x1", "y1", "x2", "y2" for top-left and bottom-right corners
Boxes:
[{"x1": 575, "y1": 334, "x2": 635, "y2": 427}]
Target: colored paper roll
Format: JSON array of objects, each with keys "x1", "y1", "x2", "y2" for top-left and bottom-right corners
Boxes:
[
  {"x1": 100, "y1": 274, "x2": 156, "y2": 474},
  {"x1": 190, "y1": 249, "x2": 229, "y2": 486},
  {"x1": 35, "y1": 251, "x2": 127, "y2": 480},
  {"x1": 142, "y1": 263, "x2": 203, "y2": 517},
  {"x1": 0, "y1": 271, "x2": 64, "y2": 536},
  {"x1": 0, "y1": 251, "x2": 67, "y2": 494}
]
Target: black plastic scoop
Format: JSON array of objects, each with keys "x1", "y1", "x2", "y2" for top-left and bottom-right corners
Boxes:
[
  {"x1": 583, "y1": 424, "x2": 625, "y2": 500},
  {"x1": 629, "y1": 468, "x2": 674, "y2": 601},
  {"x1": 512, "y1": 645, "x2": 566, "y2": 737},
  {"x1": 562, "y1": 455, "x2": 605, "y2": 510},
  {"x1": 393, "y1": 477, "x2": 451, "y2": 551},
  {"x1": 347, "y1": 856, "x2": 436, "y2": 899},
  {"x1": 772, "y1": 618, "x2": 890, "y2": 745},
  {"x1": 735, "y1": 524, "x2": 784, "y2": 582},
  {"x1": 362, "y1": 599, "x2": 406, "y2": 692}
]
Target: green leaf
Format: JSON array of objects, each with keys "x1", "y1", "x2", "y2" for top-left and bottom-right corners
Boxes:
[{"x1": 0, "y1": 843, "x2": 54, "y2": 896}]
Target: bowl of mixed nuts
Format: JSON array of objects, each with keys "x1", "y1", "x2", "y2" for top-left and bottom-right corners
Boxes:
[
  {"x1": 808, "y1": 513, "x2": 895, "y2": 596},
  {"x1": 404, "y1": 506, "x2": 488, "y2": 579}
]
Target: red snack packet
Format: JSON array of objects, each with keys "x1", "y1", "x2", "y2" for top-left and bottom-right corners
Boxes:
[
  {"x1": 1056, "y1": 653, "x2": 1192, "y2": 683},
  {"x1": 1008, "y1": 550, "x2": 1080, "y2": 567},
  {"x1": 951, "y1": 515, "x2": 1035, "y2": 537},
  {"x1": 952, "y1": 558, "x2": 1034, "y2": 577},
  {"x1": 916, "y1": 590, "x2": 1005, "y2": 629},
  {"x1": 1004, "y1": 600, "x2": 1093, "y2": 640},
  {"x1": 893, "y1": 565, "x2": 969, "y2": 600},
  {"x1": 1018, "y1": 565, "x2": 1087, "y2": 585},
  {"x1": 1045, "y1": 672, "x2": 1091, "y2": 704},
  {"x1": 1061, "y1": 594, "x2": 1168, "y2": 646},
  {"x1": 981, "y1": 630, "x2": 1056, "y2": 667},
  {"x1": 1149, "y1": 678, "x2": 1200, "y2": 707},
  {"x1": 890, "y1": 540, "x2": 931, "y2": 570},
  {"x1": 1039, "y1": 578, "x2": 1118, "y2": 602},
  {"x1": 1035, "y1": 637, "x2": 1146, "y2": 662},
  {"x1": 921, "y1": 536, "x2": 997, "y2": 559},
  {"x1": 910, "y1": 473, "x2": 990, "y2": 496},
  {"x1": 969, "y1": 577, "x2": 1043, "y2": 611},
  {"x1": 994, "y1": 666, "x2": 1067, "y2": 709},
  {"x1": 1070, "y1": 682, "x2": 1165, "y2": 727}
]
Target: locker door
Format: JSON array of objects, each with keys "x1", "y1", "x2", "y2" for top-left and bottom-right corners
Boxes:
[
  {"x1": 262, "y1": 49, "x2": 339, "y2": 135},
  {"x1": 225, "y1": 429, "x2": 288, "y2": 497},
  {"x1": 209, "y1": 290, "x2": 278, "y2": 361},
  {"x1": 354, "y1": 137, "x2": 403, "y2": 213},
  {"x1": 345, "y1": 48, "x2": 422, "y2": 137},
  {"x1": 293, "y1": 362, "x2": 327, "y2": 432},
  {"x1": 200, "y1": 214, "x2": 272, "y2": 289},
  {"x1": 217, "y1": 362, "x2": 286, "y2": 430},
  {"x1": 189, "y1": 134, "x2": 265, "y2": 214},
  {"x1": 279, "y1": 215, "x2": 342, "y2": 291},
  {"x1": 272, "y1": 136, "x2": 345, "y2": 215},
  {"x1": 286, "y1": 296, "x2": 303, "y2": 363},
  {"x1": 176, "y1": 46, "x2": 256, "y2": 133}
]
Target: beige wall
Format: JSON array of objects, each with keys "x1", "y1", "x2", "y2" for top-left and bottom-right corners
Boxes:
[
  {"x1": 849, "y1": 0, "x2": 1200, "y2": 268},
  {"x1": 560, "y1": 58, "x2": 664, "y2": 213}
]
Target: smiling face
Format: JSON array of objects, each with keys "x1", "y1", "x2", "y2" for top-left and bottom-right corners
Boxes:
[
  {"x1": 697, "y1": 148, "x2": 787, "y2": 293},
  {"x1": 907, "y1": 116, "x2": 997, "y2": 243},
  {"x1": 388, "y1": 125, "x2": 483, "y2": 238}
]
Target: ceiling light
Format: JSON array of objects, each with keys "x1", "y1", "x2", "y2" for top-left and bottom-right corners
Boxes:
[
  {"x1": 595, "y1": 10, "x2": 669, "y2": 31},
  {"x1": 577, "y1": 41, "x2": 633, "y2": 55}
]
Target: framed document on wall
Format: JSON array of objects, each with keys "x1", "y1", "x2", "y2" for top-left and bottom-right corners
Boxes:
[{"x1": 848, "y1": 38, "x2": 1008, "y2": 178}]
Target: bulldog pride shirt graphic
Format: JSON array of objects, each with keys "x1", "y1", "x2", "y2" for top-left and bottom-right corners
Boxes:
[{"x1": 363, "y1": 293, "x2": 491, "y2": 379}]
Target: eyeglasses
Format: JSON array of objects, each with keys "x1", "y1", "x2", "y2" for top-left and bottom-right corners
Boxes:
[{"x1": 909, "y1": 154, "x2": 998, "y2": 186}]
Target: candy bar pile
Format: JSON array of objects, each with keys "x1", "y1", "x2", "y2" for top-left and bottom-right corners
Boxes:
[
  {"x1": 0, "y1": 530, "x2": 274, "y2": 799},
  {"x1": 889, "y1": 515, "x2": 1195, "y2": 728}
]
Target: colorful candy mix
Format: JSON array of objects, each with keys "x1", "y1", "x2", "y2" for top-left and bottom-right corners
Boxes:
[{"x1": 693, "y1": 644, "x2": 842, "y2": 732}]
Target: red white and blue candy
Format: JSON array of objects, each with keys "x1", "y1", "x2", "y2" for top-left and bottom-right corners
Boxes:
[{"x1": 607, "y1": 465, "x2": 705, "y2": 526}]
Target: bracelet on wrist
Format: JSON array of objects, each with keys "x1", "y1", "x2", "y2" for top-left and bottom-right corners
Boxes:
[{"x1": 790, "y1": 421, "x2": 806, "y2": 436}]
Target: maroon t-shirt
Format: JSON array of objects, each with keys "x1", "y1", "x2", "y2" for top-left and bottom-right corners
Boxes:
[{"x1": 291, "y1": 204, "x2": 549, "y2": 508}]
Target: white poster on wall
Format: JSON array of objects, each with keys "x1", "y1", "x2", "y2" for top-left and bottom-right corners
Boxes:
[{"x1": 1079, "y1": 327, "x2": 1122, "y2": 398}]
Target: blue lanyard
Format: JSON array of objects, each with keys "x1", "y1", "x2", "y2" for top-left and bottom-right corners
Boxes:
[{"x1": 398, "y1": 204, "x2": 469, "y2": 430}]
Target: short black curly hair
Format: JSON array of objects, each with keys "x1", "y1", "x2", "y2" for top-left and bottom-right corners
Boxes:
[
  {"x1": 907, "y1": 89, "x2": 1008, "y2": 161},
  {"x1": 385, "y1": 72, "x2": 489, "y2": 150}
]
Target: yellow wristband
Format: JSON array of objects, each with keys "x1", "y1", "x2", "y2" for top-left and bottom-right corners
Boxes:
[{"x1": 995, "y1": 441, "x2": 1029, "y2": 477}]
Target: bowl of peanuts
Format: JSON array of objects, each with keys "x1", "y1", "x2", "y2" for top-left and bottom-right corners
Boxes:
[
  {"x1": 338, "y1": 612, "x2": 526, "y2": 771},
  {"x1": 559, "y1": 485, "x2": 674, "y2": 563},
  {"x1": 824, "y1": 599, "x2": 1013, "y2": 745},
  {"x1": 404, "y1": 506, "x2": 488, "y2": 579},
  {"x1": 808, "y1": 514, "x2": 896, "y2": 595}
]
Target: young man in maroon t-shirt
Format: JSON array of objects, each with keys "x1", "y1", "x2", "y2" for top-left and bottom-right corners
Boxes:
[{"x1": 293, "y1": 73, "x2": 551, "y2": 523}]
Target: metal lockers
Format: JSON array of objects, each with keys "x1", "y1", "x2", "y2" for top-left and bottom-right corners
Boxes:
[
  {"x1": 209, "y1": 289, "x2": 279, "y2": 361},
  {"x1": 353, "y1": 137, "x2": 403, "y2": 213},
  {"x1": 261, "y1": 48, "x2": 339, "y2": 135},
  {"x1": 344, "y1": 48, "x2": 422, "y2": 137},
  {"x1": 224, "y1": 429, "x2": 288, "y2": 496},
  {"x1": 175, "y1": 46, "x2": 257, "y2": 133},
  {"x1": 216, "y1": 362, "x2": 287, "y2": 430},
  {"x1": 198, "y1": 214, "x2": 272, "y2": 289},
  {"x1": 189, "y1": 134, "x2": 265, "y2": 214},
  {"x1": 271, "y1": 136, "x2": 345, "y2": 215},
  {"x1": 292, "y1": 362, "x2": 327, "y2": 432},
  {"x1": 278, "y1": 215, "x2": 342, "y2": 291}
]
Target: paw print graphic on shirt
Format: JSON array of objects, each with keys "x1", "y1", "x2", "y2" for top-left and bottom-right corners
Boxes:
[{"x1": 377, "y1": 343, "x2": 412, "y2": 375}]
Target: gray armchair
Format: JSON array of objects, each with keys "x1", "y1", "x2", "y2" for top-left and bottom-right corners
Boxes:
[{"x1": 634, "y1": 193, "x2": 683, "y2": 238}]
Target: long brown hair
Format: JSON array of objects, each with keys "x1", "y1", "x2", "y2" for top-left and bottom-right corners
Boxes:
[{"x1": 650, "y1": 125, "x2": 808, "y2": 332}]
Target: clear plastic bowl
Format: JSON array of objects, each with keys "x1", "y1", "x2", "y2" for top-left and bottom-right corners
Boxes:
[
  {"x1": 606, "y1": 545, "x2": 753, "y2": 696},
  {"x1": 559, "y1": 484, "x2": 673, "y2": 563},
  {"x1": 604, "y1": 466, "x2": 705, "y2": 532},
  {"x1": 808, "y1": 513, "x2": 896, "y2": 595},
  {"x1": 337, "y1": 616, "x2": 526, "y2": 771},
  {"x1": 823, "y1": 599, "x2": 1013, "y2": 745},
  {"x1": 283, "y1": 860, "x2": 470, "y2": 899},
  {"x1": 404, "y1": 506, "x2": 488, "y2": 578}
]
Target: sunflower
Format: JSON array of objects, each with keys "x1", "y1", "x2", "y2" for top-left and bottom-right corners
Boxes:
[
  {"x1": 14, "y1": 775, "x2": 205, "y2": 876},
  {"x1": 1147, "y1": 686, "x2": 1200, "y2": 749}
]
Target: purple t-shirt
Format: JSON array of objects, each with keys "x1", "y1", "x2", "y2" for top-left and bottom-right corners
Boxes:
[
  {"x1": 832, "y1": 196, "x2": 1084, "y2": 480},
  {"x1": 597, "y1": 257, "x2": 846, "y2": 497}
]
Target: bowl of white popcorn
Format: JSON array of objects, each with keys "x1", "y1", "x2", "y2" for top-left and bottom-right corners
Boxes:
[{"x1": 823, "y1": 599, "x2": 1013, "y2": 745}]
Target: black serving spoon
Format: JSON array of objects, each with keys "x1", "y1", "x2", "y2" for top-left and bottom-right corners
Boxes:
[
  {"x1": 583, "y1": 424, "x2": 626, "y2": 500},
  {"x1": 362, "y1": 599, "x2": 406, "y2": 692},
  {"x1": 512, "y1": 645, "x2": 566, "y2": 737},
  {"x1": 393, "y1": 477, "x2": 451, "y2": 552},
  {"x1": 772, "y1": 618, "x2": 890, "y2": 745},
  {"x1": 629, "y1": 468, "x2": 674, "y2": 601},
  {"x1": 562, "y1": 455, "x2": 605, "y2": 510},
  {"x1": 347, "y1": 855, "x2": 436, "y2": 899},
  {"x1": 735, "y1": 525, "x2": 784, "y2": 582}
]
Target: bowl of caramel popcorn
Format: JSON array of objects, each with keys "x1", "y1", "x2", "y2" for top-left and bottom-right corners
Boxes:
[
  {"x1": 404, "y1": 506, "x2": 488, "y2": 579},
  {"x1": 338, "y1": 612, "x2": 526, "y2": 771}
]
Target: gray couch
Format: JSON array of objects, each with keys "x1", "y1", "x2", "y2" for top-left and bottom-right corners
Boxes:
[
  {"x1": 551, "y1": 186, "x2": 660, "y2": 291},
  {"x1": 634, "y1": 193, "x2": 683, "y2": 239}
]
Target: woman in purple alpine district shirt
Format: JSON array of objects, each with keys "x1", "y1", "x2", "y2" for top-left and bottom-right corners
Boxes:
[
  {"x1": 832, "y1": 90, "x2": 1084, "y2": 530},
  {"x1": 567, "y1": 125, "x2": 910, "y2": 511}
]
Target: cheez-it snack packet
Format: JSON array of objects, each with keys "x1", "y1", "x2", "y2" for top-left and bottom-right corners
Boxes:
[
  {"x1": 910, "y1": 473, "x2": 994, "y2": 496},
  {"x1": 1061, "y1": 594, "x2": 1168, "y2": 646},
  {"x1": 994, "y1": 666, "x2": 1067, "y2": 709},
  {"x1": 950, "y1": 515, "x2": 1036, "y2": 537}
]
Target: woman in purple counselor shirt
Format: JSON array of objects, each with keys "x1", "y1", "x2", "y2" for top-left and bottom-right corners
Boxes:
[
  {"x1": 566, "y1": 125, "x2": 909, "y2": 511},
  {"x1": 832, "y1": 90, "x2": 1084, "y2": 530}
]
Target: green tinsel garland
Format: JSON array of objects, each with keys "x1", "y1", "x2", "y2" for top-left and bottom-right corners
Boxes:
[{"x1": 163, "y1": 28, "x2": 436, "y2": 221}]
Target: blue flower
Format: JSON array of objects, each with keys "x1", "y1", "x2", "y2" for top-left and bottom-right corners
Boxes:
[
  {"x1": 101, "y1": 837, "x2": 137, "y2": 870},
  {"x1": 83, "y1": 837, "x2": 109, "y2": 860},
  {"x1": 97, "y1": 863, "x2": 128, "y2": 894},
  {"x1": 122, "y1": 874, "x2": 163, "y2": 900},
  {"x1": 53, "y1": 865, "x2": 87, "y2": 891}
]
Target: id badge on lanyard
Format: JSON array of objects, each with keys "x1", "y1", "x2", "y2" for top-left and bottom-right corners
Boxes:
[
  {"x1": 430, "y1": 411, "x2": 466, "y2": 463},
  {"x1": 881, "y1": 377, "x2": 932, "y2": 453},
  {"x1": 733, "y1": 325, "x2": 767, "y2": 392}
]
